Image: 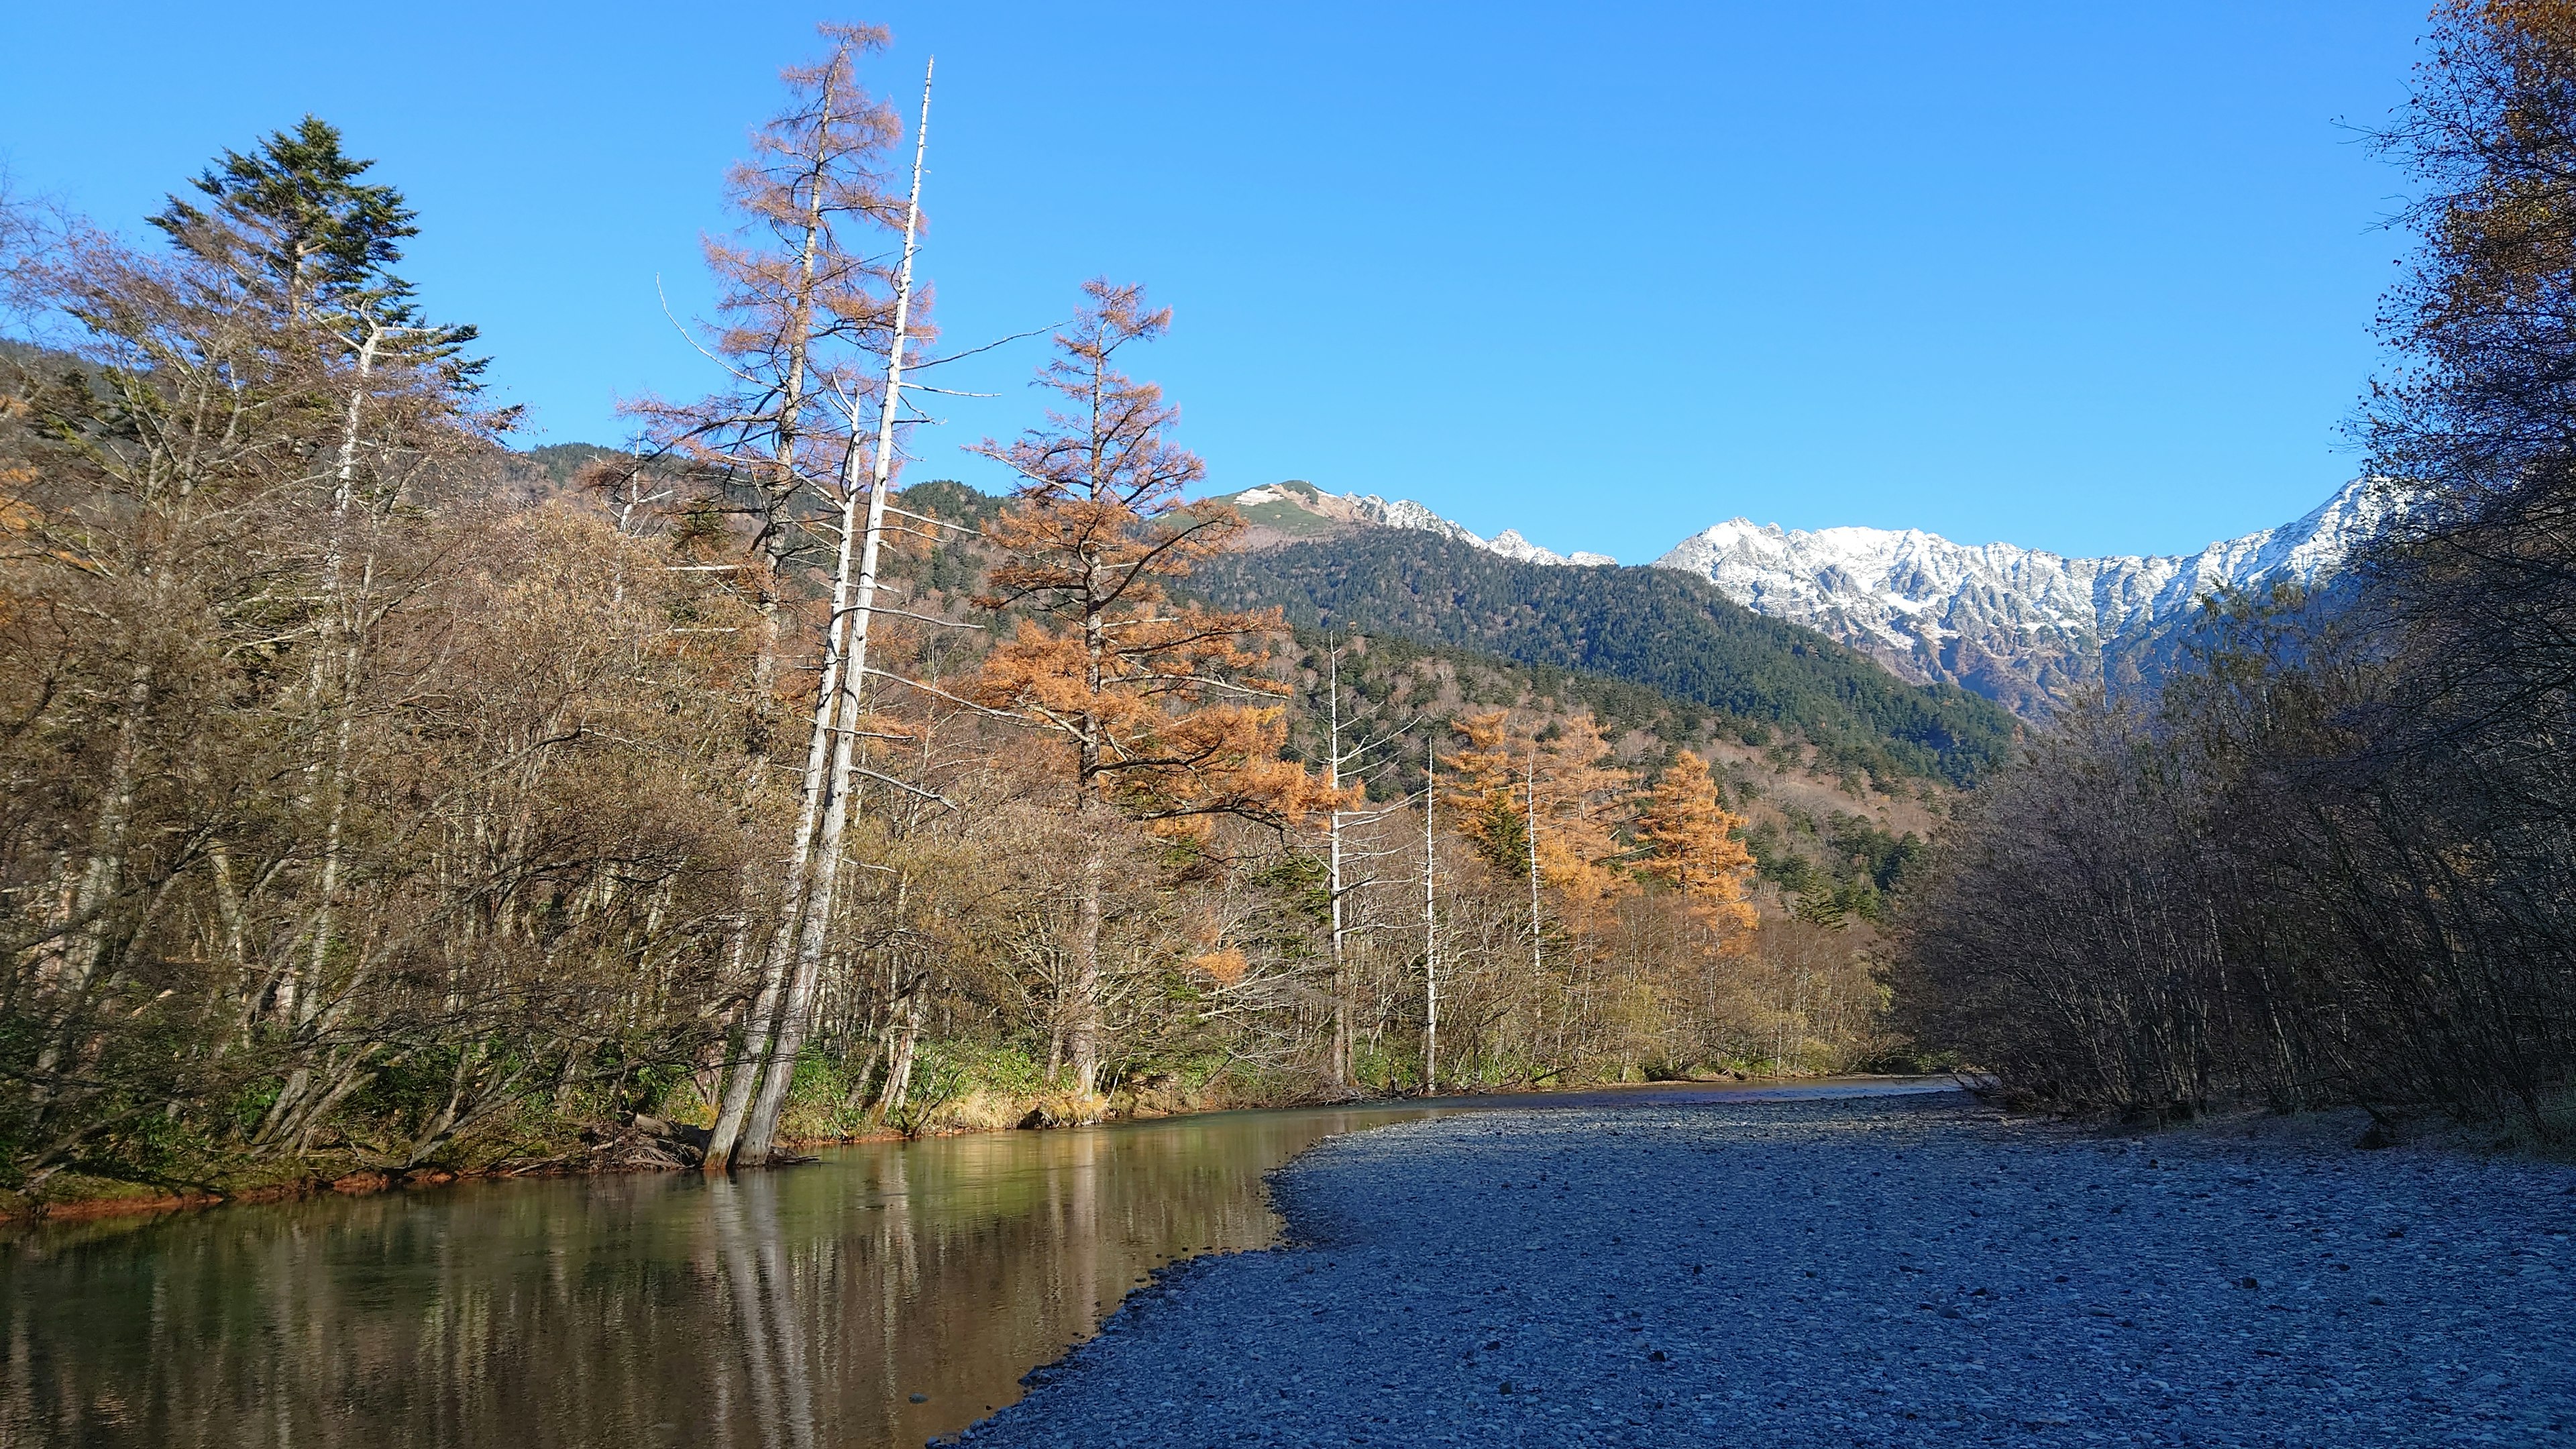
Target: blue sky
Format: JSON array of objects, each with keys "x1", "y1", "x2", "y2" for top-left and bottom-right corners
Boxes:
[{"x1": 3, "y1": 2, "x2": 2426, "y2": 563}]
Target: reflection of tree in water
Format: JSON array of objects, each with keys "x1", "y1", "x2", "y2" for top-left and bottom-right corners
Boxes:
[
  {"x1": 1, "y1": 1110, "x2": 1420, "y2": 1447},
  {"x1": 706, "y1": 1175, "x2": 816, "y2": 1449}
]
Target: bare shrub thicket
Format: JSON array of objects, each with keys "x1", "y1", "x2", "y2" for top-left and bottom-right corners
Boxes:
[{"x1": 1897, "y1": 3, "x2": 2576, "y2": 1138}]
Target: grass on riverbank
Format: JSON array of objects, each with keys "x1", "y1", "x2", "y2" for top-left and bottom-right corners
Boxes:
[{"x1": 2, "y1": 1035, "x2": 1917, "y2": 1223}]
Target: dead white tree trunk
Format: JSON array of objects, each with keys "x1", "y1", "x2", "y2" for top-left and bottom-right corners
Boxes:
[
  {"x1": 1325, "y1": 648, "x2": 1350, "y2": 1089},
  {"x1": 1423, "y1": 738, "x2": 1438, "y2": 1095},
  {"x1": 703, "y1": 47, "x2": 888, "y2": 1171},
  {"x1": 738, "y1": 58, "x2": 934, "y2": 1165},
  {"x1": 283, "y1": 320, "x2": 386, "y2": 1030},
  {"x1": 1527, "y1": 742, "x2": 1542, "y2": 987},
  {"x1": 878, "y1": 974, "x2": 928, "y2": 1121},
  {"x1": 1315, "y1": 645, "x2": 1411, "y2": 1091}
]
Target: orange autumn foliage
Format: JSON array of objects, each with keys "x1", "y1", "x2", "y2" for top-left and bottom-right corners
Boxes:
[
  {"x1": 1189, "y1": 947, "x2": 1250, "y2": 986},
  {"x1": 1634, "y1": 749, "x2": 1760, "y2": 948},
  {"x1": 961, "y1": 280, "x2": 1344, "y2": 1091},
  {"x1": 1440, "y1": 710, "x2": 1634, "y2": 906},
  {"x1": 969, "y1": 280, "x2": 1343, "y2": 833}
]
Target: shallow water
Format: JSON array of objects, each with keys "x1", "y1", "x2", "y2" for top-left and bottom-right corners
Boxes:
[{"x1": 1, "y1": 1077, "x2": 1951, "y2": 1448}]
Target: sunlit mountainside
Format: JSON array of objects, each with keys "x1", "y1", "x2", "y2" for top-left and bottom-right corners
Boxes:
[{"x1": 1205, "y1": 477, "x2": 2400, "y2": 719}]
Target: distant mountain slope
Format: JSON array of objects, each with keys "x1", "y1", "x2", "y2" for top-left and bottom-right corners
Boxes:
[
  {"x1": 1186, "y1": 529, "x2": 2016, "y2": 786},
  {"x1": 1269, "y1": 628, "x2": 1951, "y2": 917},
  {"x1": 1200, "y1": 472, "x2": 2399, "y2": 719},
  {"x1": 1218, "y1": 480, "x2": 1616, "y2": 566},
  {"x1": 1652, "y1": 480, "x2": 2403, "y2": 715}
]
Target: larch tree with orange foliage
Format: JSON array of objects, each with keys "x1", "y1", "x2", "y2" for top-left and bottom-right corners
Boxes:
[
  {"x1": 1440, "y1": 711, "x2": 1531, "y2": 872},
  {"x1": 1635, "y1": 750, "x2": 1759, "y2": 947},
  {"x1": 625, "y1": 23, "x2": 914, "y2": 747},
  {"x1": 970, "y1": 281, "x2": 1338, "y2": 1094},
  {"x1": 1442, "y1": 711, "x2": 1635, "y2": 930},
  {"x1": 626, "y1": 24, "x2": 945, "y2": 1170}
]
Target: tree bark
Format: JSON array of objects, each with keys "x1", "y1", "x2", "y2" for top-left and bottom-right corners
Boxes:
[
  {"x1": 739, "y1": 61, "x2": 933, "y2": 1165},
  {"x1": 1325, "y1": 649, "x2": 1352, "y2": 1090},
  {"x1": 1069, "y1": 826, "x2": 1106, "y2": 1095},
  {"x1": 1423, "y1": 740, "x2": 1439, "y2": 1095},
  {"x1": 702, "y1": 46, "x2": 853, "y2": 1170},
  {"x1": 286, "y1": 321, "x2": 386, "y2": 1029},
  {"x1": 879, "y1": 976, "x2": 927, "y2": 1120},
  {"x1": 29, "y1": 657, "x2": 152, "y2": 1116}
]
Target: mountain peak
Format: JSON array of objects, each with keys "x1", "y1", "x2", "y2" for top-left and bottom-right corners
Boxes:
[
  {"x1": 1213, "y1": 474, "x2": 2396, "y2": 718},
  {"x1": 1652, "y1": 479, "x2": 2404, "y2": 716},
  {"x1": 1218, "y1": 484, "x2": 1616, "y2": 567}
]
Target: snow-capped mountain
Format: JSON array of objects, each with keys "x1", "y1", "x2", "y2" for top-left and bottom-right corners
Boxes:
[
  {"x1": 1651, "y1": 479, "x2": 2403, "y2": 715},
  {"x1": 1216, "y1": 474, "x2": 2399, "y2": 717},
  {"x1": 1224, "y1": 482, "x2": 1616, "y2": 567}
]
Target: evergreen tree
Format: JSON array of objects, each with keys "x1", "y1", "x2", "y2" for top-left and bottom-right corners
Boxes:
[{"x1": 150, "y1": 115, "x2": 482, "y2": 382}]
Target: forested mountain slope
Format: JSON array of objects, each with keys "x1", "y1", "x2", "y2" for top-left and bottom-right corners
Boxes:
[
  {"x1": 1261, "y1": 627, "x2": 1947, "y2": 920},
  {"x1": 1184, "y1": 529, "x2": 2017, "y2": 786},
  {"x1": 899, "y1": 479, "x2": 1949, "y2": 913},
  {"x1": 1195, "y1": 475, "x2": 2394, "y2": 720}
]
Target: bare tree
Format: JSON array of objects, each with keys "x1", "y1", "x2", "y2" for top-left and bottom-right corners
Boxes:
[{"x1": 734, "y1": 58, "x2": 938, "y2": 1167}]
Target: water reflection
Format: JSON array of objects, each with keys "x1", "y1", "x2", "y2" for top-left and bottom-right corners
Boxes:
[{"x1": 1, "y1": 1080, "x2": 1949, "y2": 1448}]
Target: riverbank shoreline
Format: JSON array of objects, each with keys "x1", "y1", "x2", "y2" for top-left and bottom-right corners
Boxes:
[
  {"x1": 954, "y1": 1091, "x2": 2576, "y2": 1447},
  {"x1": 0, "y1": 1071, "x2": 1905, "y2": 1228}
]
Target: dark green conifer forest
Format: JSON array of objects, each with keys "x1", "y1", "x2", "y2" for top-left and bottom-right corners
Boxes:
[{"x1": 1187, "y1": 530, "x2": 2016, "y2": 788}]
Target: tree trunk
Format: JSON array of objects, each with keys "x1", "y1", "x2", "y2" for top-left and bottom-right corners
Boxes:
[
  {"x1": 1527, "y1": 746, "x2": 1542, "y2": 987},
  {"x1": 1324, "y1": 656, "x2": 1348, "y2": 1089},
  {"x1": 1069, "y1": 828, "x2": 1106, "y2": 1095},
  {"x1": 738, "y1": 63, "x2": 934, "y2": 1165},
  {"x1": 701, "y1": 48, "x2": 851, "y2": 1170},
  {"x1": 29, "y1": 657, "x2": 152, "y2": 1116},
  {"x1": 879, "y1": 979, "x2": 927, "y2": 1120},
  {"x1": 705, "y1": 932, "x2": 791, "y2": 1168},
  {"x1": 1423, "y1": 741, "x2": 1439, "y2": 1095},
  {"x1": 286, "y1": 323, "x2": 386, "y2": 1029}
]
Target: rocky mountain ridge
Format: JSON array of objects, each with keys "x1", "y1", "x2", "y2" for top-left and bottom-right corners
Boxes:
[
  {"x1": 1214, "y1": 476, "x2": 2401, "y2": 717},
  {"x1": 1220, "y1": 482, "x2": 1617, "y2": 567},
  {"x1": 1652, "y1": 478, "x2": 2402, "y2": 714}
]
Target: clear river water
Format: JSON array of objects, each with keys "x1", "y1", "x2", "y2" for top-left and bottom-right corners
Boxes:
[{"x1": 1, "y1": 1078, "x2": 1951, "y2": 1448}]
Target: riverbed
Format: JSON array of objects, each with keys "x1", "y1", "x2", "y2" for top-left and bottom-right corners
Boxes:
[
  {"x1": 0, "y1": 1079, "x2": 1939, "y2": 1447},
  {"x1": 960, "y1": 1092, "x2": 2576, "y2": 1448}
]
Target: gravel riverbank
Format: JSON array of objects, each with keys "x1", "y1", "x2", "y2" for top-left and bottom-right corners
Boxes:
[{"x1": 955, "y1": 1091, "x2": 2576, "y2": 1447}]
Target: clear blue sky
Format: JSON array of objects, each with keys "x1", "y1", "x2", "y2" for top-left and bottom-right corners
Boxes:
[{"x1": 2, "y1": 2, "x2": 2426, "y2": 563}]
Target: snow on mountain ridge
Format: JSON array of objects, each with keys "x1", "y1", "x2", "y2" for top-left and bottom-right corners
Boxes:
[
  {"x1": 1222, "y1": 475, "x2": 2394, "y2": 714},
  {"x1": 1652, "y1": 479, "x2": 2403, "y2": 714},
  {"x1": 1228, "y1": 484, "x2": 1617, "y2": 567}
]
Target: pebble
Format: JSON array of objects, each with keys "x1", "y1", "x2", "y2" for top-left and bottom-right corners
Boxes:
[{"x1": 955, "y1": 1093, "x2": 2576, "y2": 1447}]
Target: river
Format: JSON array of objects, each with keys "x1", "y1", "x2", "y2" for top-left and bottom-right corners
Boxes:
[{"x1": 1, "y1": 1078, "x2": 1949, "y2": 1448}]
